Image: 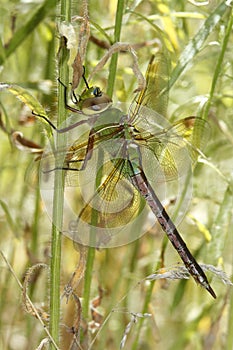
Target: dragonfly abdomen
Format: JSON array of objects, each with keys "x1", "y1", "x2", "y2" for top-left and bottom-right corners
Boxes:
[{"x1": 130, "y1": 169, "x2": 216, "y2": 299}]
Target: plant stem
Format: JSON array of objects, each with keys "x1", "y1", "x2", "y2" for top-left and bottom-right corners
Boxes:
[
  {"x1": 49, "y1": 1, "x2": 71, "y2": 348},
  {"x1": 107, "y1": 0, "x2": 124, "y2": 98},
  {"x1": 82, "y1": 0, "x2": 125, "y2": 330},
  {"x1": 202, "y1": 5, "x2": 233, "y2": 120},
  {"x1": 82, "y1": 149, "x2": 104, "y2": 321}
]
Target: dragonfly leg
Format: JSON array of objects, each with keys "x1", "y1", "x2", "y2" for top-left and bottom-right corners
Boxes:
[
  {"x1": 64, "y1": 127, "x2": 96, "y2": 171},
  {"x1": 32, "y1": 109, "x2": 98, "y2": 134},
  {"x1": 32, "y1": 110, "x2": 59, "y2": 131},
  {"x1": 58, "y1": 78, "x2": 84, "y2": 114},
  {"x1": 41, "y1": 125, "x2": 98, "y2": 176}
]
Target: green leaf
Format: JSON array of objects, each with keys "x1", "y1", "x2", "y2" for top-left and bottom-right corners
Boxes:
[
  {"x1": 0, "y1": 83, "x2": 46, "y2": 116},
  {"x1": 169, "y1": 0, "x2": 233, "y2": 89},
  {"x1": 0, "y1": 200, "x2": 17, "y2": 236}
]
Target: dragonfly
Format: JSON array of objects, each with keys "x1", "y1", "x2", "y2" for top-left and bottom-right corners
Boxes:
[{"x1": 39, "y1": 53, "x2": 216, "y2": 299}]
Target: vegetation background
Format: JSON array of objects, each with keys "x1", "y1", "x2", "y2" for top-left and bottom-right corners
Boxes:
[{"x1": 0, "y1": 0, "x2": 233, "y2": 349}]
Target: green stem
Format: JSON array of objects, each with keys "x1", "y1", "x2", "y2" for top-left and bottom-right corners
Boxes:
[
  {"x1": 82, "y1": 149, "x2": 104, "y2": 321},
  {"x1": 227, "y1": 288, "x2": 233, "y2": 350},
  {"x1": 82, "y1": 247, "x2": 96, "y2": 319},
  {"x1": 49, "y1": 1, "x2": 71, "y2": 349},
  {"x1": 202, "y1": 6, "x2": 233, "y2": 120},
  {"x1": 107, "y1": 0, "x2": 124, "y2": 98},
  {"x1": 82, "y1": 0, "x2": 125, "y2": 330}
]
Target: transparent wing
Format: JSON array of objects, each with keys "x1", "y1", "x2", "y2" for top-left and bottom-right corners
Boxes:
[
  {"x1": 71, "y1": 158, "x2": 145, "y2": 247},
  {"x1": 130, "y1": 53, "x2": 170, "y2": 123},
  {"x1": 39, "y1": 122, "x2": 124, "y2": 187},
  {"x1": 134, "y1": 116, "x2": 210, "y2": 182}
]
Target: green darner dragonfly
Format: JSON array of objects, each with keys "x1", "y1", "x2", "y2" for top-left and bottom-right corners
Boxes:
[{"x1": 39, "y1": 54, "x2": 216, "y2": 298}]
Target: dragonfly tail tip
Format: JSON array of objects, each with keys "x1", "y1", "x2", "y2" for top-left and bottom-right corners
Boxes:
[{"x1": 206, "y1": 285, "x2": 217, "y2": 299}]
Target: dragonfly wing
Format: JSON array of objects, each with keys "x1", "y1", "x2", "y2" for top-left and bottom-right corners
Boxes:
[
  {"x1": 129, "y1": 52, "x2": 209, "y2": 182},
  {"x1": 39, "y1": 121, "x2": 124, "y2": 188},
  {"x1": 39, "y1": 132, "x2": 91, "y2": 188},
  {"x1": 71, "y1": 158, "x2": 146, "y2": 247},
  {"x1": 178, "y1": 116, "x2": 210, "y2": 161},
  {"x1": 131, "y1": 53, "x2": 170, "y2": 122},
  {"x1": 134, "y1": 116, "x2": 210, "y2": 182},
  {"x1": 161, "y1": 116, "x2": 210, "y2": 165}
]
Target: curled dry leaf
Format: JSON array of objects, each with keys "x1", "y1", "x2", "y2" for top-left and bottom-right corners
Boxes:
[
  {"x1": 63, "y1": 244, "x2": 88, "y2": 302},
  {"x1": 71, "y1": 0, "x2": 90, "y2": 90},
  {"x1": 11, "y1": 131, "x2": 43, "y2": 153},
  {"x1": 22, "y1": 263, "x2": 49, "y2": 321},
  {"x1": 88, "y1": 42, "x2": 147, "y2": 93}
]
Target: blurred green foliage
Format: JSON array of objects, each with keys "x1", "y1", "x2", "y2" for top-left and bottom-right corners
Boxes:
[{"x1": 0, "y1": 1, "x2": 233, "y2": 349}]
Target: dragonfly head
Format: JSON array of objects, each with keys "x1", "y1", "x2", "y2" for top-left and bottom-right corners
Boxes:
[{"x1": 79, "y1": 86, "x2": 112, "y2": 115}]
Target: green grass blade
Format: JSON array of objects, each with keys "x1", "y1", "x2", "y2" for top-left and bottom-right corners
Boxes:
[
  {"x1": 169, "y1": 0, "x2": 232, "y2": 90},
  {"x1": 0, "y1": 0, "x2": 56, "y2": 65},
  {"x1": 0, "y1": 200, "x2": 17, "y2": 235},
  {"x1": 207, "y1": 185, "x2": 233, "y2": 264},
  {"x1": 227, "y1": 288, "x2": 233, "y2": 350},
  {"x1": 202, "y1": 6, "x2": 233, "y2": 120},
  {"x1": 0, "y1": 83, "x2": 46, "y2": 115},
  {"x1": 107, "y1": 0, "x2": 125, "y2": 98}
]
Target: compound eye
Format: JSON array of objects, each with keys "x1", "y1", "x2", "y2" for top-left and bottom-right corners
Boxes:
[{"x1": 93, "y1": 86, "x2": 102, "y2": 97}]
